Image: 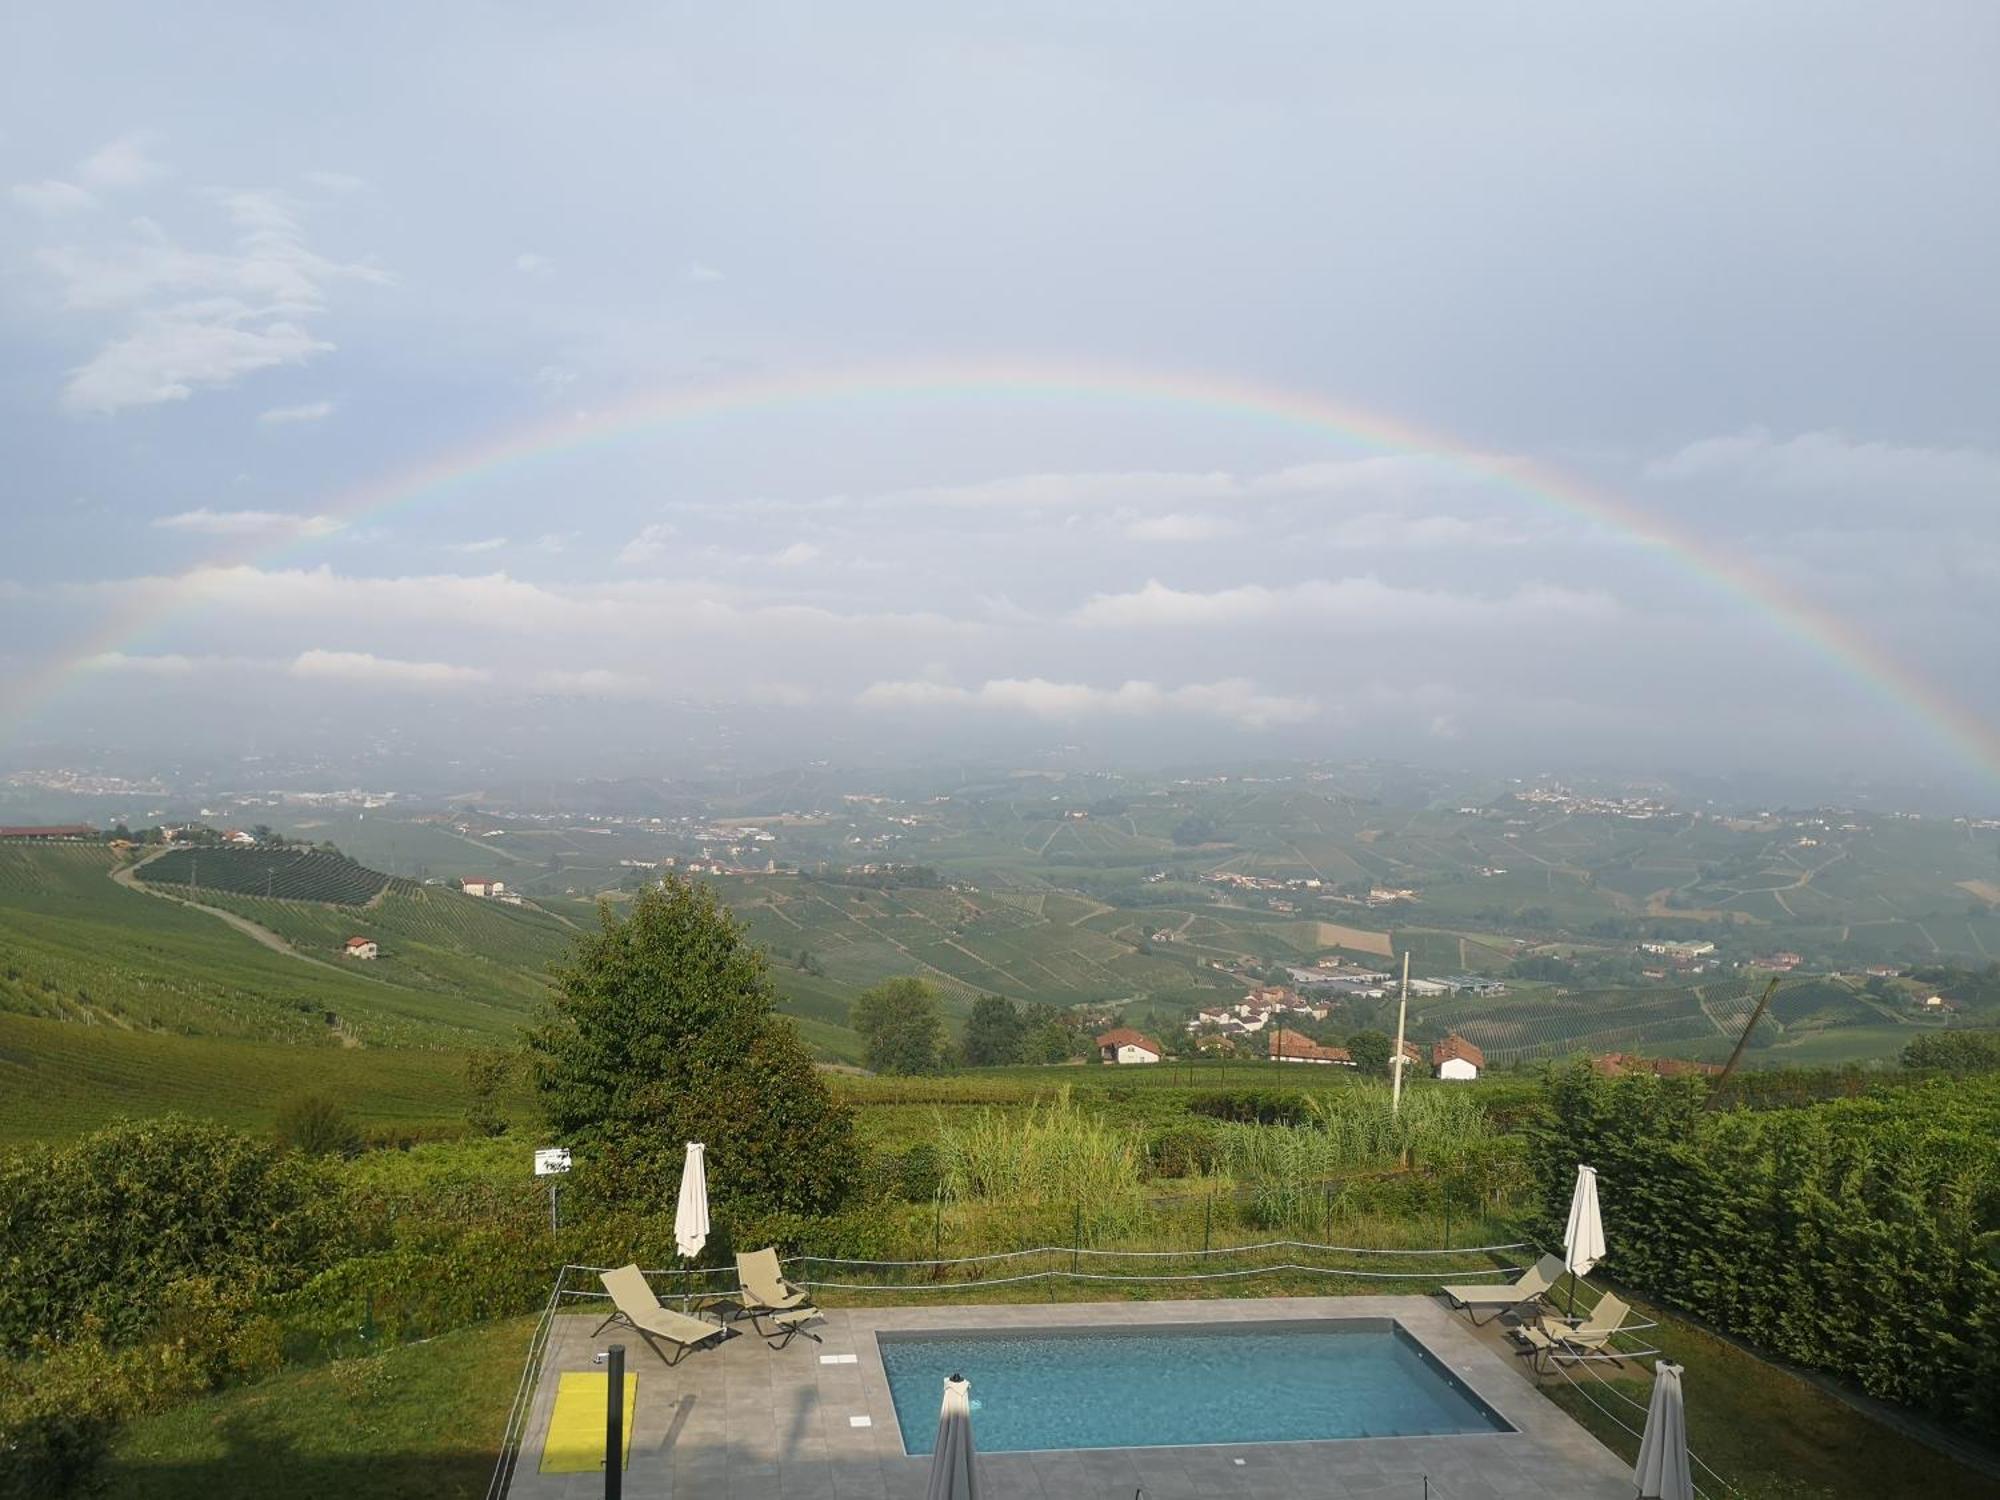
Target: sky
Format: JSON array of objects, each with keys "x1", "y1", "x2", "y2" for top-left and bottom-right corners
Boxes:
[{"x1": 3, "y1": 3, "x2": 1997, "y2": 800}]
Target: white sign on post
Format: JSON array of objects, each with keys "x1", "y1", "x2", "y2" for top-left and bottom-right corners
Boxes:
[{"x1": 533, "y1": 1147, "x2": 572, "y2": 1176}]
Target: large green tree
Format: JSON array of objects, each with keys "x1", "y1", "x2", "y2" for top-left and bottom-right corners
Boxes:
[
  {"x1": 850, "y1": 976, "x2": 946, "y2": 1074},
  {"x1": 1346, "y1": 1029, "x2": 1393, "y2": 1074},
  {"x1": 961, "y1": 994, "x2": 1026, "y2": 1067},
  {"x1": 526, "y1": 879, "x2": 856, "y2": 1216}
]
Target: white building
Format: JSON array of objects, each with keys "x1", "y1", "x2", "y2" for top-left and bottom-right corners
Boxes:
[
  {"x1": 343, "y1": 936, "x2": 379, "y2": 960},
  {"x1": 1096, "y1": 1027, "x2": 1163, "y2": 1065},
  {"x1": 461, "y1": 877, "x2": 507, "y2": 897}
]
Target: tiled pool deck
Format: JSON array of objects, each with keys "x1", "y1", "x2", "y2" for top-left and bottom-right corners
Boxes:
[{"x1": 505, "y1": 1296, "x2": 1637, "y2": 1500}]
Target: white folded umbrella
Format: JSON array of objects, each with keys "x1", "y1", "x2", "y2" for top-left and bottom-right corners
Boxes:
[
  {"x1": 1636, "y1": 1360, "x2": 1693, "y2": 1500},
  {"x1": 1562, "y1": 1163, "x2": 1604, "y2": 1317},
  {"x1": 926, "y1": 1374, "x2": 979, "y2": 1500},
  {"x1": 674, "y1": 1140, "x2": 709, "y2": 1259}
]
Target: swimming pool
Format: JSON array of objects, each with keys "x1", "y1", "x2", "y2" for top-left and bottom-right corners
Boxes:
[{"x1": 877, "y1": 1318, "x2": 1511, "y2": 1455}]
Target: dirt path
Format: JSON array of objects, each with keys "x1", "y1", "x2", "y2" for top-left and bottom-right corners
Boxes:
[{"x1": 110, "y1": 852, "x2": 348, "y2": 972}]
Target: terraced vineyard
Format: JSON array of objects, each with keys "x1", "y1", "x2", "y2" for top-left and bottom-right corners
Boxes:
[
  {"x1": 1413, "y1": 982, "x2": 1736, "y2": 1062},
  {"x1": 139, "y1": 847, "x2": 391, "y2": 905}
]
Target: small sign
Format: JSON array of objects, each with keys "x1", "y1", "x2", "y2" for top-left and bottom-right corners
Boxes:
[{"x1": 534, "y1": 1148, "x2": 572, "y2": 1176}]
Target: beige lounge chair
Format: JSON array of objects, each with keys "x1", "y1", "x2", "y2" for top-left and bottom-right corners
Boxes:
[
  {"x1": 735, "y1": 1247, "x2": 824, "y2": 1349},
  {"x1": 1440, "y1": 1253, "x2": 1564, "y2": 1325},
  {"x1": 1512, "y1": 1293, "x2": 1632, "y2": 1371},
  {"x1": 595, "y1": 1263, "x2": 731, "y2": 1366}
]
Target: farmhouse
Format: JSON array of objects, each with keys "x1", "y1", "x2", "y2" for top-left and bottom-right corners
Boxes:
[
  {"x1": 1096, "y1": 1027, "x2": 1162, "y2": 1065},
  {"x1": 460, "y1": 877, "x2": 507, "y2": 897},
  {"x1": 0, "y1": 824, "x2": 95, "y2": 841},
  {"x1": 1267, "y1": 1028, "x2": 1352, "y2": 1066},
  {"x1": 1432, "y1": 1033, "x2": 1483, "y2": 1081},
  {"x1": 343, "y1": 936, "x2": 379, "y2": 960}
]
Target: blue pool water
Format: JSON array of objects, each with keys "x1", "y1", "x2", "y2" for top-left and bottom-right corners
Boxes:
[{"x1": 878, "y1": 1319, "x2": 1509, "y2": 1455}]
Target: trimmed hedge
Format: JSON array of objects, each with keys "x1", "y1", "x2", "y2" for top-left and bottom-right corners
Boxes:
[{"x1": 1532, "y1": 1063, "x2": 2000, "y2": 1437}]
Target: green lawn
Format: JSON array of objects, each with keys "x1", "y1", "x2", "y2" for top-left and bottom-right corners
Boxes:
[{"x1": 104, "y1": 1315, "x2": 534, "y2": 1500}]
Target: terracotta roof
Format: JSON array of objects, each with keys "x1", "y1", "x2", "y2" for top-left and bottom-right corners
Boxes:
[
  {"x1": 1096, "y1": 1027, "x2": 1161, "y2": 1052},
  {"x1": 1433, "y1": 1032, "x2": 1485, "y2": 1068},
  {"x1": 1268, "y1": 1028, "x2": 1351, "y2": 1063}
]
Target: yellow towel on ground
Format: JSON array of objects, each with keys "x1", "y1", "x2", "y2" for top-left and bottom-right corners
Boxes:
[{"x1": 538, "y1": 1371, "x2": 637, "y2": 1474}]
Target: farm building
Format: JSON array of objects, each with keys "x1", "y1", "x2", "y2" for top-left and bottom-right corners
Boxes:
[
  {"x1": 343, "y1": 936, "x2": 379, "y2": 960},
  {"x1": 1432, "y1": 1033, "x2": 1484, "y2": 1080},
  {"x1": 461, "y1": 877, "x2": 507, "y2": 897},
  {"x1": 1096, "y1": 1027, "x2": 1162, "y2": 1065},
  {"x1": 0, "y1": 824, "x2": 95, "y2": 841},
  {"x1": 1268, "y1": 1028, "x2": 1352, "y2": 1066}
]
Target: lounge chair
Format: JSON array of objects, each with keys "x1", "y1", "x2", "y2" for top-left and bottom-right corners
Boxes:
[
  {"x1": 1439, "y1": 1253, "x2": 1564, "y2": 1325},
  {"x1": 735, "y1": 1247, "x2": 824, "y2": 1349},
  {"x1": 595, "y1": 1263, "x2": 731, "y2": 1367},
  {"x1": 1512, "y1": 1293, "x2": 1632, "y2": 1371}
]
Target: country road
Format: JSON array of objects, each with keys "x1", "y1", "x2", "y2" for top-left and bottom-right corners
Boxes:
[{"x1": 110, "y1": 851, "x2": 348, "y2": 972}]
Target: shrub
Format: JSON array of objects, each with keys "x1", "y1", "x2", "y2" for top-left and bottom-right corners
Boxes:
[
  {"x1": 1146, "y1": 1122, "x2": 1220, "y2": 1179},
  {"x1": 1901, "y1": 1030, "x2": 2000, "y2": 1074},
  {"x1": 273, "y1": 1092, "x2": 363, "y2": 1158},
  {"x1": 0, "y1": 1117, "x2": 349, "y2": 1357}
]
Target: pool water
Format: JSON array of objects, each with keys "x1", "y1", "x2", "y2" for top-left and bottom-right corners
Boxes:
[{"x1": 878, "y1": 1319, "x2": 1509, "y2": 1455}]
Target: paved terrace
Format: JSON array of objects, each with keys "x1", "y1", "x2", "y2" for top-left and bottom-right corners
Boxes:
[{"x1": 505, "y1": 1296, "x2": 1639, "y2": 1500}]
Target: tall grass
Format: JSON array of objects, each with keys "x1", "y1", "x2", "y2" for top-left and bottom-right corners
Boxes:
[{"x1": 934, "y1": 1087, "x2": 1146, "y2": 1237}]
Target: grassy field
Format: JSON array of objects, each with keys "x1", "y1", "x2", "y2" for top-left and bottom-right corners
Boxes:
[{"x1": 0, "y1": 1011, "x2": 529, "y2": 1145}]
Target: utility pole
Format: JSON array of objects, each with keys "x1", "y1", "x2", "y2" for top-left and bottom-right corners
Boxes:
[{"x1": 1391, "y1": 951, "x2": 1410, "y2": 1114}]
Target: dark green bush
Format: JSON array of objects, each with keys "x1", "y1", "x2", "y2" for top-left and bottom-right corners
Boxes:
[
  {"x1": 897, "y1": 1142, "x2": 944, "y2": 1202},
  {"x1": 273, "y1": 1091, "x2": 363, "y2": 1158},
  {"x1": 1145, "y1": 1122, "x2": 1220, "y2": 1178}
]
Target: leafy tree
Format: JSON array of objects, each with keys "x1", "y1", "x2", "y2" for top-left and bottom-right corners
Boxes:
[
  {"x1": 851, "y1": 976, "x2": 946, "y2": 1075},
  {"x1": 1346, "y1": 1029, "x2": 1393, "y2": 1074},
  {"x1": 525, "y1": 878, "x2": 856, "y2": 1217},
  {"x1": 962, "y1": 994, "x2": 1027, "y2": 1067},
  {"x1": 273, "y1": 1092, "x2": 362, "y2": 1158},
  {"x1": 464, "y1": 1047, "x2": 513, "y2": 1136}
]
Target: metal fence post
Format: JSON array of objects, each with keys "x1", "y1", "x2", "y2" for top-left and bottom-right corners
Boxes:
[
  {"x1": 1073, "y1": 1202, "x2": 1082, "y2": 1272},
  {"x1": 605, "y1": 1343, "x2": 624, "y2": 1500},
  {"x1": 1203, "y1": 1190, "x2": 1212, "y2": 1253}
]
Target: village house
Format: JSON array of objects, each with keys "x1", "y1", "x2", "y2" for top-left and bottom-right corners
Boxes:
[
  {"x1": 343, "y1": 936, "x2": 379, "y2": 960},
  {"x1": 460, "y1": 876, "x2": 506, "y2": 897},
  {"x1": 0, "y1": 824, "x2": 96, "y2": 841},
  {"x1": 1432, "y1": 1033, "x2": 1483, "y2": 1081},
  {"x1": 1268, "y1": 1028, "x2": 1352, "y2": 1066},
  {"x1": 1096, "y1": 1027, "x2": 1163, "y2": 1065}
]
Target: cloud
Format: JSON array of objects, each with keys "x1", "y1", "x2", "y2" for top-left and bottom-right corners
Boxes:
[
  {"x1": 1646, "y1": 428, "x2": 2000, "y2": 493},
  {"x1": 449, "y1": 536, "x2": 510, "y2": 554},
  {"x1": 79, "y1": 651, "x2": 201, "y2": 676},
  {"x1": 1123, "y1": 511, "x2": 1234, "y2": 542},
  {"x1": 289, "y1": 649, "x2": 492, "y2": 688},
  {"x1": 617, "y1": 522, "x2": 677, "y2": 565},
  {"x1": 11, "y1": 180, "x2": 98, "y2": 215},
  {"x1": 515, "y1": 252, "x2": 552, "y2": 275},
  {"x1": 151, "y1": 507, "x2": 344, "y2": 539},
  {"x1": 257, "y1": 399, "x2": 334, "y2": 425},
  {"x1": 532, "y1": 532, "x2": 578, "y2": 553},
  {"x1": 532, "y1": 667, "x2": 650, "y2": 698},
  {"x1": 770, "y1": 541, "x2": 820, "y2": 566},
  {"x1": 534, "y1": 365, "x2": 578, "y2": 398},
  {"x1": 77, "y1": 134, "x2": 167, "y2": 190},
  {"x1": 1318, "y1": 512, "x2": 1529, "y2": 548},
  {"x1": 859, "y1": 675, "x2": 1318, "y2": 729},
  {"x1": 1069, "y1": 576, "x2": 1612, "y2": 628},
  {"x1": 686, "y1": 261, "x2": 725, "y2": 282},
  {"x1": 38, "y1": 188, "x2": 388, "y2": 412}
]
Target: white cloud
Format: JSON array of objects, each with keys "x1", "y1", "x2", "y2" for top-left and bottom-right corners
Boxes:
[
  {"x1": 532, "y1": 667, "x2": 650, "y2": 698},
  {"x1": 1069, "y1": 576, "x2": 1612, "y2": 629},
  {"x1": 257, "y1": 399, "x2": 334, "y2": 425},
  {"x1": 289, "y1": 649, "x2": 493, "y2": 688},
  {"x1": 449, "y1": 536, "x2": 510, "y2": 554},
  {"x1": 39, "y1": 188, "x2": 387, "y2": 412},
  {"x1": 771, "y1": 541, "x2": 820, "y2": 566},
  {"x1": 151, "y1": 507, "x2": 344, "y2": 539},
  {"x1": 79, "y1": 651, "x2": 201, "y2": 676},
  {"x1": 617, "y1": 522, "x2": 677, "y2": 565},
  {"x1": 1646, "y1": 428, "x2": 2000, "y2": 493},
  {"x1": 1318, "y1": 512, "x2": 1528, "y2": 548},
  {"x1": 533, "y1": 532, "x2": 578, "y2": 553},
  {"x1": 534, "y1": 365, "x2": 578, "y2": 398},
  {"x1": 859, "y1": 675, "x2": 1317, "y2": 729},
  {"x1": 515, "y1": 252, "x2": 552, "y2": 275},
  {"x1": 686, "y1": 261, "x2": 725, "y2": 282},
  {"x1": 77, "y1": 134, "x2": 167, "y2": 190},
  {"x1": 11, "y1": 180, "x2": 98, "y2": 215},
  {"x1": 1124, "y1": 511, "x2": 1234, "y2": 542}
]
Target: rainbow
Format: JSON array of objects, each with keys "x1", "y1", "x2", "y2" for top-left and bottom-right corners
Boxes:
[{"x1": 12, "y1": 356, "x2": 1999, "y2": 783}]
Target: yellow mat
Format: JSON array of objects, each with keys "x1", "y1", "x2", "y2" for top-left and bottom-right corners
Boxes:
[{"x1": 538, "y1": 1370, "x2": 637, "y2": 1474}]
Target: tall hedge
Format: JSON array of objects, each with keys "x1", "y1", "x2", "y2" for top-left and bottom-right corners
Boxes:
[{"x1": 1532, "y1": 1064, "x2": 2000, "y2": 1437}]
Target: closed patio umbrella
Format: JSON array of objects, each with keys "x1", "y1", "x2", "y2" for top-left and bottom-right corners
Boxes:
[
  {"x1": 1635, "y1": 1360, "x2": 1693, "y2": 1500},
  {"x1": 1563, "y1": 1163, "x2": 1604, "y2": 1318},
  {"x1": 675, "y1": 1141, "x2": 709, "y2": 1259},
  {"x1": 926, "y1": 1374, "x2": 978, "y2": 1500}
]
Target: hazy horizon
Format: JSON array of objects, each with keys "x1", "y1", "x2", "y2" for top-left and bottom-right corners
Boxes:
[{"x1": 5, "y1": 4, "x2": 1997, "y2": 807}]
